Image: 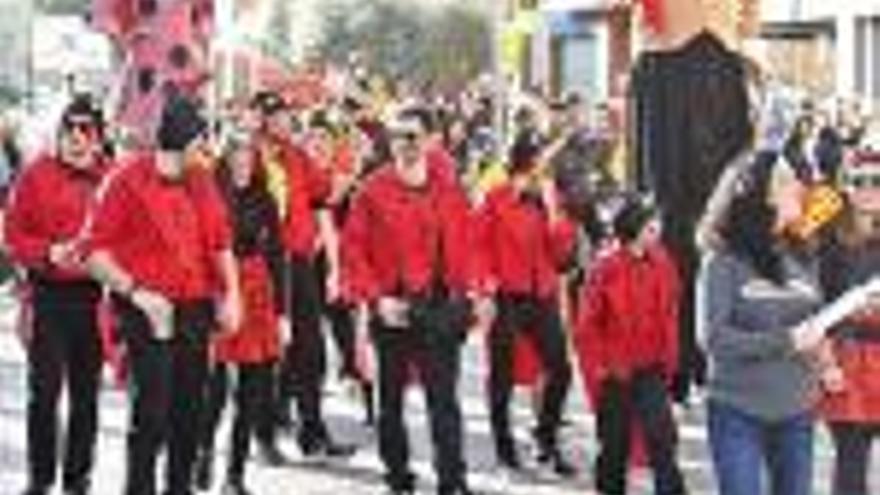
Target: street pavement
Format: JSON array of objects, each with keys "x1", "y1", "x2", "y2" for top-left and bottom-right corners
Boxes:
[{"x1": 0, "y1": 289, "x2": 868, "y2": 494}]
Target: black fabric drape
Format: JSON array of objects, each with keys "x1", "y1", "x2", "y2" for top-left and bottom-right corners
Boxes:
[{"x1": 631, "y1": 30, "x2": 752, "y2": 401}]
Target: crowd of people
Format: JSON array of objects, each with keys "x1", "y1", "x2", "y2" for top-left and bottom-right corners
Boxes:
[{"x1": 5, "y1": 70, "x2": 880, "y2": 495}]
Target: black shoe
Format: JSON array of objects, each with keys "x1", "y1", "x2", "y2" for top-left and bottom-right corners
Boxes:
[
  {"x1": 385, "y1": 471, "x2": 416, "y2": 494},
  {"x1": 63, "y1": 481, "x2": 90, "y2": 495},
  {"x1": 22, "y1": 487, "x2": 48, "y2": 495},
  {"x1": 221, "y1": 479, "x2": 253, "y2": 495},
  {"x1": 438, "y1": 483, "x2": 478, "y2": 495},
  {"x1": 257, "y1": 442, "x2": 290, "y2": 467},
  {"x1": 361, "y1": 381, "x2": 376, "y2": 426},
  {"x1": 495, "y1": 440, "x2": 523, "y2": 471},
  {"x1": 536, "y1": 445, "x2": 576, "y2": 478},
  {"x1": 300, "y1": 436, "x2": 357, "y2": 459},
  {"x1": 194, "y1": 452, "x2": 213, "y2": 491}
]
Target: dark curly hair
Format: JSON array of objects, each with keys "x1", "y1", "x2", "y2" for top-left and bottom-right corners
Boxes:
[{"x1": 721, "y1": 150, "x2": 786, "y2": 285}]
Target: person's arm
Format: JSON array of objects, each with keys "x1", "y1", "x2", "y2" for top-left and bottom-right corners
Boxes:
[
  {"x1": 318, "y1": 208, "x2": 341, "y2": 301},
  {"x1": 697, "y1": 254, "x2": 798, "y2": 361},
  {"x1": 87, "y1": 248, "x2": 174, "y2": 340},
  {"x1": 214, "y1": 248, "x2": 242, "y2": 332},
  {"x1": 4, "y1": 163, "x2": 55, "y2": 270}
]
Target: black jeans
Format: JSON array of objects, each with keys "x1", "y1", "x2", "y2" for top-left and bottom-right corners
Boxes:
[
  {"x1": 278, "y1": 256, "x2": 328, "y2": 445},
  {"x1": 26, "y1": 281, "x2": 102, "y2": 491},
  {"x1": 116, "y1": 298, "x2": 214, "y2": 495},
  {"x1": 594, "y1": 369, "x2": 686, "y2": 495},
  {"x1": 200, "y1": 362, "x2": 276, "y2": 480},
  {"x1": 488, "y1": 295, "x2": 572, "y2": 451},
  {"x1": 373, "y1": 295, "x2": 468, "y2": 491},
  {"x1": 829, "y1": 422, "x2": 880, "y2": 495}
]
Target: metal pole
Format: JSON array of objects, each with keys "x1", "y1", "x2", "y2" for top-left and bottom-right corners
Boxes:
[
  {"x1": 26, "y1": 0, "x2": 35, "y2": 113},
  {"x1": 492, "y1": 0, "x2": 507, "y2": 148}
]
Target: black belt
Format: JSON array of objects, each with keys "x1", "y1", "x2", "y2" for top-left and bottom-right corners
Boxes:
[{"x1": 30, "y1": 275, "x2": 101, "y2": 302}]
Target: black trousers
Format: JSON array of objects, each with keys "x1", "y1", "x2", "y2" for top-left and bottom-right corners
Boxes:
[
  {"x1": 594, "y1": 369, "x2": 686, "y2": 495},
  {"x1": 278, "y1": 257, "x2": 328, "y2": 445},
  {"x1": 315, "y1": 251, "x2": 362, "y2": 381},
  {"x1": 116, "y1": 298, "x2": 214, "y2": 495},
  {"x1": 488, "y1": 295, "x2": 572, "y2": 450},
  {"x1": 829, "y1": 422, "x2": 880, "y2": 495},
  {"x1": 200, "y1": 362, "x2": 275, "y2": 480},
  {"x1": 373, "y1": 296, "x2": 468, "y2": 490},
  {"x1": 26, "y1": 281, "x2": 102, "y2": 491}
]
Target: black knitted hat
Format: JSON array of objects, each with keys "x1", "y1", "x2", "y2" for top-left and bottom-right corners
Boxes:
[{"x1": 156, "y1": 93, "x2": 207, "y2": 152}]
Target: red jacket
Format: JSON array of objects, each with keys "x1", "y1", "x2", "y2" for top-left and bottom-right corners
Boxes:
[
  {"x1": 476, "y1": 184, "x2": 576, "y2": 299},
  {"x1": 575, "y1": 242, "x2": 680, "y2": 399},
  {"x1": 341, "y1": 159, "x2": 475, "y2": 303},
  {"x1": 83, "y1": 153, "x2": 231, "y2": 302},
  {"x1": 255, "y1": 134, "x2": 331, "y2": 259},
  {"x1": 5, "y1": 153, "x2": 109, "y2": 281}
]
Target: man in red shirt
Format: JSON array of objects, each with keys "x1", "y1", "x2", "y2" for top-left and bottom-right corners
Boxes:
[
  {"x1": 342, "y1": 107, "x2": 477, "y2": 495},
  {"x1": 83, "y1": 93, "x2": 242, "y2": 495},
  {"x1": 5, "y1": 95, "x2": 110, "y2": 495},
  {"x1": 248, "y1": 91, "x2": 353, "y2": 457},
  {"x1": 475, "y1": 129, "x2": 576, "y2": 476}
]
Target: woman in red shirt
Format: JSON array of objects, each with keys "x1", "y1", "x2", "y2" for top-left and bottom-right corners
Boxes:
[{"x1": 194, "y1": 136, "x2": 290, "y2": 495}]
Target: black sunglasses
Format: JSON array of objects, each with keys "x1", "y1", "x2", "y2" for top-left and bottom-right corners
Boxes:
[
  {"x1": 63, "y1": 116, "x2": 99, "y2": 137},
  {"x1": 391, "y1": 130, "x2": 421, "y2": 143}
]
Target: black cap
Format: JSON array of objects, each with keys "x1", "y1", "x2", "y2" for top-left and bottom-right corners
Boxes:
[
  {"x1": 156, "y1": 93, "x2": 207, "y2": 152},
  {"x1": 250, "y1": 90, "x2": 286, "y2": 115},
  {"x1": 613, "y1": 195, "x2": 657, "y2": 242}
]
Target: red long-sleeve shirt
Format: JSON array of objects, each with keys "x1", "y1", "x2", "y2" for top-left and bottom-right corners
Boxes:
[
  {"x1": 83, "y1": 153, "x2": 231, "y2": 302},
  {"x1": 576, "y1": 243, "x2": 681, "y2": 379},
  {"x1": 254, "y1": 134, "x2": 331, "y2": 259},
  {"x1": 475, "y1": 184, "x2": 576, "y2": 299},
  {"x1": 341, "y1": 159, "x2": 475, "y2": 303},
  {"x1": 5, "y1": 153, "x2": 109, "y2": 281}
]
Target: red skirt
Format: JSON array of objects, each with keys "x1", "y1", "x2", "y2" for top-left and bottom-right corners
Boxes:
[
  {"x1": 214, "y1": 256, "x2": 280, "y2": 364},
  {"x1": 512, "y1": 333, "x2": 542, "y2": 386}
]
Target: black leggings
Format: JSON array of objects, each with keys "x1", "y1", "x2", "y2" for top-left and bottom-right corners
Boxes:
[
  {"x1": 829, "y1": 422, "x2": 880, "y2": 495},
  {"x1": 200, "y1": 362, "x2": 276, "y2": 480}
]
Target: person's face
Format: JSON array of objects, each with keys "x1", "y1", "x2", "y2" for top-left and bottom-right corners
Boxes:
[
  {"x1": 184, "y1": 133, "x2": 212, "y2": 169},
  {"x1": 307, "y1": 127, "x2": 333, "y2": 157},
  {"x1": 633, "y1": 217, "x2": 661, "y2": 250},
  {"x1": 769, "y1": 174, "x2": 806, "y2": 235},
  {"x1": 567, "y1": 102, "x2": 589, "y2": 128},
  {"x1": 390, "y1": 120, "x2": 427, "y2": 185},
  {"x1": 60, "y1": 115, "x2": 100, "y2": 169},
  {"x1": 390, "y1": 121, "x2": 425, "y2": 167},
  {"x1": 230, "y1": 147, "x2": 255, "y2": 187},
  {"x1": 264, "y1": 109, "x2": 289, "y2": 137}
]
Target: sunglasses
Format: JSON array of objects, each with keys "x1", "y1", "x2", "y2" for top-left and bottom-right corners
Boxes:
[
  {"x1": 63, "y1": 117, "x2": 99, "y2": 140},
  {"x1": 844, "y1": 172, "x2": 880, "y2": 189},
  {"x1": 391, "y1": 130, "x2": 421, "y2": 143}
]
